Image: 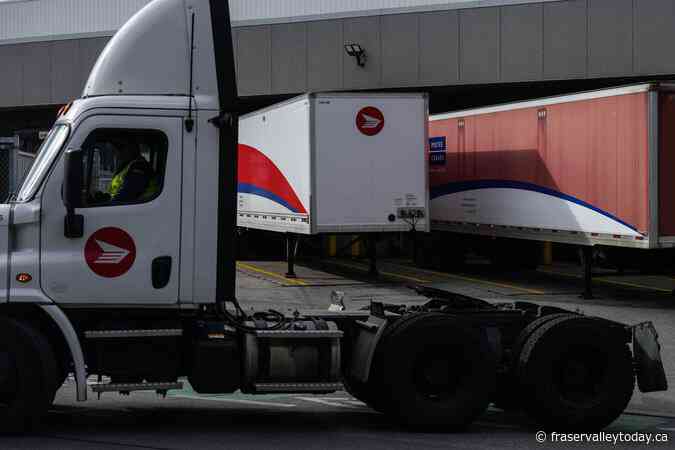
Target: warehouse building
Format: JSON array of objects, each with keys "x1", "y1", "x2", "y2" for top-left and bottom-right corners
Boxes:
[{"x1": 1, "y1": 0, "x2": 675, "y2": 193}]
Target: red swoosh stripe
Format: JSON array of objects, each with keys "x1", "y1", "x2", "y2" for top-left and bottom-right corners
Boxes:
[{"x1": 237, "y1": 144, "x2": 308, "y2": 214}]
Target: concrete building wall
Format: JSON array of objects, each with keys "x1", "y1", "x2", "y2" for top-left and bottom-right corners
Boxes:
[
  {"x1": 0, "y1": 0, "x2": 560, "y2": 43},
  {"x1": 233, "y1": 0, "x2": 675, "y2": 96},
  {"x1": 0, "y1": 0, "x2": 674, "y2": 107},
  {"x1": 0, "y1": 37, "x2": 109, "y2": 107}
]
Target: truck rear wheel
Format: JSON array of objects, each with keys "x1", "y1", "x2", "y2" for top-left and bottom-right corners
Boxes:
[
  {"x1": 343, "y1": 377, "x2": 382, "y2": 412},
  {"x1": 517, "y1": 316, "x2": 634, "y2": 430},
  {"x1": 372, "y1": 313, "x2": 496, "y2": 429},
  {"x1": 0, "y1": 318, "x2": 58, "y2": 433},
  {"x1": 493, "y1": 313, "x2": 577, "y2": 411},
  {"x1": 345, "y1": 314, "x2": 426, "y2": 413}
]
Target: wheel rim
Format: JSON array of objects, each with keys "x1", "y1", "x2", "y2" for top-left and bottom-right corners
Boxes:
[
  {"x1": 413, "y1": 349, "x2": 464, "y2": 400},
  {"x1": 0, "y1": 350, "x2": 18, "y2": 407},
  {"x1": 555, "y1": 346, "x2": 607, "y2": 407}
]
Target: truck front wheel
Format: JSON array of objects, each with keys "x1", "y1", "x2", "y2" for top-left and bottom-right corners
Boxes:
[{"x1": 0, "y1": 317, "x2": 58, "y2": 433}]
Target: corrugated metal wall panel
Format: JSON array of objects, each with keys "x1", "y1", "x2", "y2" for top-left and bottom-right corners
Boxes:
[
  {"x1": 230, "y1": 0, "x2": 556, "y2": 21},
  {"x1": 0, "y1": 0, "x2": 151, "y2": 42},
  {"x1": 1, "y1": 0, "x2": 675, "y2": 108},
  {"x1": 0, "y1": 0, "x2": 559, "y2": 43}
]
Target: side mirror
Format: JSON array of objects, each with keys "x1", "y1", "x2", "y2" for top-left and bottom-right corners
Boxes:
[
  {"x1": 64, "y1": 148, "x2": 83, "y2": 209},
  {"x1": 63, "y1": 148, "x2": 84, "y2": 238}
]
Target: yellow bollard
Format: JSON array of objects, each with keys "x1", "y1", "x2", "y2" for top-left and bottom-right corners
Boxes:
[
  {"x1": 328, "y1": 235, "x2": 337, "y2": 257},
  {"x1": 542, "y1": 241, "x2": 553, "y2": 266},
  {"x1": 351, "y1": 235, "x2": 362, "y2": 257}
]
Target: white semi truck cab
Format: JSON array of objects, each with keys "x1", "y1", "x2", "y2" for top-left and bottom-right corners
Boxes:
[{"x1": 0, "y1": 0, "x2": 666, "y2": 433}]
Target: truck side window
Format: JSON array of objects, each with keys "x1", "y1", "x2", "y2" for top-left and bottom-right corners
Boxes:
[{"x1": 79, "y1": 129, "x2": 168, "y2": 207}]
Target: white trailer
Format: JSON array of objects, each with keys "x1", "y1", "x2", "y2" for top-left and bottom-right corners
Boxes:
[{"x1": 237, "y1": 93, "x2": 429, "y2": 235}]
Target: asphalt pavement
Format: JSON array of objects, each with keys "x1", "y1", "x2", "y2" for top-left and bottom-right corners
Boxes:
[{"x1": 0, "y1": 380, "x2": 671, "y2": 450}]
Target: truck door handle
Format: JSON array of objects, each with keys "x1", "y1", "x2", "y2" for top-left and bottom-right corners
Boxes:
[{"x1": 152, "y1": 256, "x2": 172, "y2": 289}]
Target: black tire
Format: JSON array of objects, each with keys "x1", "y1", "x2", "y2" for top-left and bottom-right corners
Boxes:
[
  {"x1": 517, "y1": 316, "x2": 634, "y2": 431},
  {"x1": 493, "y1": 313, "x2": 577, "y2": 410},
  {"x1": 0, "y1": 318, "x2": 58, "y2": 433},
  {"x1": 371, "y1": 312, "x2": 496, "y2": 429},
  {"x1": 345, "y1": 314, "x2": 426, "y2": 413},
  {"x1": 52, "y1": 366, "x2": 70, "y2": 402}
]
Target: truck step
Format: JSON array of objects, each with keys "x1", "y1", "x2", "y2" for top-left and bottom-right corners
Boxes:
[
  {"x1": 253, "y1": 382, "x2": 343, "y2": 393},
  {"x1": 90, "y1": 381, "x2": 183, "y2": 394},
  {"x1": 84, "y1": 329, "x2": 183, "y2": 339},
  {"x1": 254, "y1": 330, "x2": 343, "y2": 339}
]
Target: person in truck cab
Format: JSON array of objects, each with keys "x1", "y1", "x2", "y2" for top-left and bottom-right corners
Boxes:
[
  {"x1": 90, "y1": 136, "x2": 159, "y2": 203},
  {"x1": 108, "y1": 137, "x2": 159, "y2": 202}
]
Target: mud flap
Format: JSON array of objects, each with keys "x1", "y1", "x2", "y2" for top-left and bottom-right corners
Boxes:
[
  {"x1": 348, "y1": 315, "x2": 389, "y2": 383},
  {"x1": 632, "y1": 322, "x2": 668, "y2": 392}
]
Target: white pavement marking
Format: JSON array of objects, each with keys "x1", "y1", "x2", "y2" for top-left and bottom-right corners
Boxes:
[
  {"x1": 172, "y1": 394, "x2": 296, "y2": 408},
  {"x1": 296, "y1": 397, "x2": 363, "y2": 409},
  {"x1": 473, "y1": 421, "x2": 522, "y2": 430}
]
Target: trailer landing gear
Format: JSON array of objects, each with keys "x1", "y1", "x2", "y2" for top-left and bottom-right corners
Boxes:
[
  {"x1": 580, "y1": 246, "x2": 594, "y2": 299},
  {"x1": 285, "y1": 233, "x2": 299, "y2": 278},
  {"x1": 367, "y1": 234, "x2": 379, "y2": 278}
]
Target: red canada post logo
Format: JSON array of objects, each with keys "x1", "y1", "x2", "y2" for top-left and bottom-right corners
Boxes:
[
  {"x1": 84, "y1": 227, "x2": 136, "y2": 278},
  {"x1": 356, "y1": 106, "x2": 385, "y2": 136}
]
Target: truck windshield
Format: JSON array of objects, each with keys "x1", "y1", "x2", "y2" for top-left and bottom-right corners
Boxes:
[{"x1": 15, "y1": 124, "x2": 69, "y2": 202}]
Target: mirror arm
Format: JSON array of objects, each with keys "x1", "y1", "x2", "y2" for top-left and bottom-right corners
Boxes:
[{"x1": 64, "y1": 211, "x2": 84, "y2": 239}]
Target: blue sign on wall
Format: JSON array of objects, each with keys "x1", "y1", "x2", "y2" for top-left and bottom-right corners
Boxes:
[{"x1": 429, "y1": 136, "x2": 446, "y2": 166}]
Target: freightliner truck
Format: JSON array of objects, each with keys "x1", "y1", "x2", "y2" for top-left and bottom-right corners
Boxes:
[{"x1": 0, "y1": 0, "x2": 667, "y2": 433}]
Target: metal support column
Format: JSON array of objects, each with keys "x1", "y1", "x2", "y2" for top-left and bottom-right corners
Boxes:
[
  {"x1": 412, "y1": 229, "x2": 418, "y2": 264},
  {"x1": 285, "y1": 233, "x2": 298, "y2": 279}
]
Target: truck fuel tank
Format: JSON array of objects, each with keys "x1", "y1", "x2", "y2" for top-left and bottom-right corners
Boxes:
[{"x1": 242, "y1": 320, "x2": 343, "y2": 394}]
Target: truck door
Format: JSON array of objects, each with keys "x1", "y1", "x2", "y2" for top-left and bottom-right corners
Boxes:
[{"x1": 40, "y1": 115, "x2": 183, "y2": 305}]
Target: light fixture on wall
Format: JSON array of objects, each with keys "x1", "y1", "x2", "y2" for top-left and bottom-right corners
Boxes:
[{"x1": 344, "y1": 43, "x2": 366, "y2": 67}]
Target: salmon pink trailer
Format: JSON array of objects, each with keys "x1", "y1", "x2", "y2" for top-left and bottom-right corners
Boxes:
[{"x1": 428, "y1": 83, "x2": 675, "y2": 249}]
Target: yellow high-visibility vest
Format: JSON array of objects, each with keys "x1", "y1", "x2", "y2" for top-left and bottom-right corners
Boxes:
[{"x1": 108, "y1": 158, "x2": 160, "y2": 200}]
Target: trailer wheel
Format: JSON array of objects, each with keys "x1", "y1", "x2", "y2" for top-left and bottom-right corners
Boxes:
[
  {"x1": 518, "y1": 316, "x2": 634, "y2": 430},
  {"x1": 493, "y1": 313, "x2": 577, "y2": 410},
  {"x1": 0, "y1": 318, "x2": 58, "y2": 433},
  {"x1": 373, "y1": 312, "x2": 496, "y2": 429}
]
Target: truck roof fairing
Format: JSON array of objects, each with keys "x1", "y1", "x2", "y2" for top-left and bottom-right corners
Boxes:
[{"x1": 82, "y1": 0, "x2": 222, "y2": 111}]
